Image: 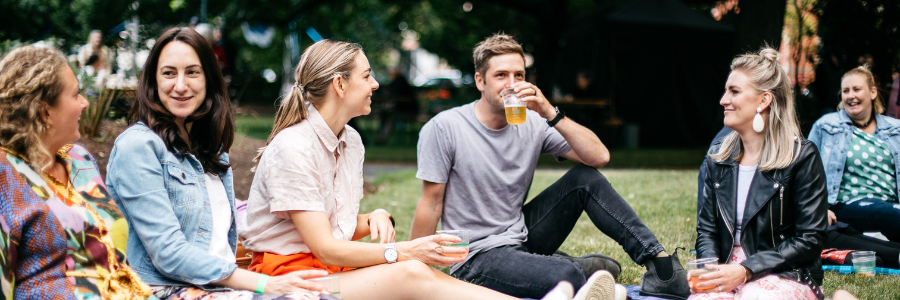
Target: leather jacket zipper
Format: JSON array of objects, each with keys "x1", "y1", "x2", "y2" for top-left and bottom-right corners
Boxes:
[
  {"x1": 719, "y1": 202, "x2": 735, "y2": 259},
  {"x1": 779, "y1": 186, "x2": 784, "y2": 226}
]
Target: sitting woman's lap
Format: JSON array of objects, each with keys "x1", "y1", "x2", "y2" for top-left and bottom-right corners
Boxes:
[
  {"x1": 151, "y1": 286, "x2": 335, "y2": 300},
  {"x1": 687, "y1": 246, "x2": 818, "y2": 300}
]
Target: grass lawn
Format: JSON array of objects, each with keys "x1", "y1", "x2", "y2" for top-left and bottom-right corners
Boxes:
[{"x1": 360, "y1": 169, "x2": 900, "y2": 299}]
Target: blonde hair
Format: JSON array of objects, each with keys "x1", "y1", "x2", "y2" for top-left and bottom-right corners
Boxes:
[
  {"x1": 253, "y1": 40, "x2": 362, "y2": 164},
  {"x1": 710, "y1": 47, "x2": 802, "y2": 171},
  {"x1": 0, "y1": 46, "x2": 69, "y2": 171},
  {"x1": 837, "y1": 65, "x2": 883, "y2": 114},
  {"x1": 473, "y1": 33, "x2": 524, "y2": 78}
]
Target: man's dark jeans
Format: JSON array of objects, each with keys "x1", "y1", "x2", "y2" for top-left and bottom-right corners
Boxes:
[{"x1": 452, "y1": 164, "x2": 665, "y2": 299}]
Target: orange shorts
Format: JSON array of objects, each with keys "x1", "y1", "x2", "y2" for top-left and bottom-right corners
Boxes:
[{"x1": 249, "y1": 251, "x2": 354, "y2": 276}]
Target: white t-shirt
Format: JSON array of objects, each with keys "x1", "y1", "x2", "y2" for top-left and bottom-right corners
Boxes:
[
  {"x1": 735, "y1": 164, "x2": 757, "y2": 246},
  {"x1": 205, "y1": 173, "x2": 235, "y2": 263}
]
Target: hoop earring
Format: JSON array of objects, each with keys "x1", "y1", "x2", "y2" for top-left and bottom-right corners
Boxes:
[{"x1": 753, "y1": 107, "x2": 765, "y2": 133}]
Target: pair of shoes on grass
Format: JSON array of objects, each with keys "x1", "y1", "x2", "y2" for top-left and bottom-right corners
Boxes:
[{"x1": 541, "y1": 270, "x2": 626, "y2": 300}]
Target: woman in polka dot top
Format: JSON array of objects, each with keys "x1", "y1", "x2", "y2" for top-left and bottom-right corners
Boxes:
[{"x1": 809, "y1": 65, "x2": 900, "y2": 243}]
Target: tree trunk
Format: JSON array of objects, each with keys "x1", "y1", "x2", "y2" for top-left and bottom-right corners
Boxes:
[{"x1": 731, "y1": 0, "x2": 787, "y2": 55}]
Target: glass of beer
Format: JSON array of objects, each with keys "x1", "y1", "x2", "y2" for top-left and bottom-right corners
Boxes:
[
  {"x1": 501, "y1": 87, "x2": 527, "y2": 125},
  {"x1": 687, "y1": 257, "x2": 719, "y2": 291},
  {"x1": 436, "y1": 230, "x2": 470, "y2": 258}
]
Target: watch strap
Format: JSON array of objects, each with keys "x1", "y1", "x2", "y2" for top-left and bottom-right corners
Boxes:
[{"x1": 547, "y1": 106, "x2": 566, "y2": 127}]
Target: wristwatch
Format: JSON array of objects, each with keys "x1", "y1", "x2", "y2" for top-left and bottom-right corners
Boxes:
[
  {"x1": 547, "y1": 106, "x2": 566, "y2": 127},
  {"x1": 384, "y1": 243, "x2": 398, "y2": 263}
]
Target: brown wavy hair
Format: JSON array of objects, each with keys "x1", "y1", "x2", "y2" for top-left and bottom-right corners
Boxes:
[
  {"x1": 0, "y1": 46, "x2": 69, "y2": 171},
  {"x1": 130, "y1": 27, "x2": 234, "y2": 174}
]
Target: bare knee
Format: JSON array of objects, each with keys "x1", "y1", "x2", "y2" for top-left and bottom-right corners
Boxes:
[{"x1": 394, "y1": 260, "x2": 441, "y2": 282}]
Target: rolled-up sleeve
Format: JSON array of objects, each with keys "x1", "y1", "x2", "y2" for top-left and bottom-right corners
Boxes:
[{"x1": 107, "y1": 130, "x2": 236, "y2": 286}]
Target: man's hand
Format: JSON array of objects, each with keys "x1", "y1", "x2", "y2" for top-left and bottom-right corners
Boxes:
[{"x1": 511, "y1": 81, "x2": 555, "y2": 120}]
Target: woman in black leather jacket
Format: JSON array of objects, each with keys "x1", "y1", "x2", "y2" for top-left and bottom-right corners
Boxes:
[{"x1": 692, "y1": 48, "x2": 828, "y2": 300}]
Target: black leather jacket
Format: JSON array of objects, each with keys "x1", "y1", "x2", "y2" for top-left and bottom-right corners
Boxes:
[{"x1": 697, "y1": 138, "x2": 828, "y2": 295}]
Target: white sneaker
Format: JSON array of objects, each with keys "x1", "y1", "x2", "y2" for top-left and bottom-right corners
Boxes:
[
  {"x1": 614, "y1": 284, "x2": 627, "y2": 300},
  {"x1": 541, "y1": 281, "x2": 574, "y2": 300},
  {"x1": 574, "y1": 270, "x2": 616, "y2": 300}
]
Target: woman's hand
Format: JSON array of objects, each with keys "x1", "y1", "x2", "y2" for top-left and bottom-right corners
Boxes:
[
  {"x1": 693, "y1": 264, "x2": 749, "y2": 294},
  {"x1": 396, "y1": 234, "x2": 468, "y2": 266},
  {"x1": 368, "y1": 209, "x2": 395, "y2": 244},
  {"x1": 265, "y1": 270, "x2": 329, "y2": 294},
  {"x1": 828, "y1": 209, "x2": 837, "y2": 226}
]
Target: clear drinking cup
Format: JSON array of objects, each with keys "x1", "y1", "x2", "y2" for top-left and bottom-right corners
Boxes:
[
  {"x1": 436, "y1": 230, "x2": 470, "y2": 258},
  {"x1": 852, "y1": 251, "x2": 876, "y2": 277},
  {"x1": 309, "y1": 276, "x2": 341, "y2": 296},
  {"x1": 501, "y1": 87, "x2": 527, "y2": 125},
  {"x1": 687, "y1": 257, "x2": 719, "y2": 291}
]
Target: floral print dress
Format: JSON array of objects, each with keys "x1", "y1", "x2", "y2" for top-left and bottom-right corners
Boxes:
[{"x1": 0, "y1": 145, "x2": 151, "y2": 300}]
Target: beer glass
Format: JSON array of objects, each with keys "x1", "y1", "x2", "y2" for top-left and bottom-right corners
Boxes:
[
  {"x1": 436, "y1": 230, "x2": 470, "y2": 258},
  {"x1": 501, "y1": 87, "x2": 526, "y2": 125},
  {"x1": 687, "y1": 257, "x2": 718, "y2": 291}
]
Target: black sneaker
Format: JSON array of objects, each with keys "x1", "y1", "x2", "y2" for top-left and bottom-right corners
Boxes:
[
  {"x1": 554, "y1": 250, "x2": 622, "y2": 279},
  {"x1": 638, "y1": 251, "x2": 689, "y2": 300}
]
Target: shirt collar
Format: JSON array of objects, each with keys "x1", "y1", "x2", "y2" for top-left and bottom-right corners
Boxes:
[{"x1": 307, "y1": 104, "x2": 346, "y2": 153}]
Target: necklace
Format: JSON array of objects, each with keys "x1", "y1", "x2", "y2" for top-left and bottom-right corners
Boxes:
[{"x1": 851, "y1": 114, "x2": 875, "y2": 129}]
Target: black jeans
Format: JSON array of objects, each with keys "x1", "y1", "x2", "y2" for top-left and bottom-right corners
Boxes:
[
  {"x1": 452, "y1": 164, "x2": 665, "y2": 299},
  {"x1": 826, "y1": 224, "x2": 900, "y2": 268},
  {"x1": 832, "y1": 199, "x2": 900, "y2": 242}
]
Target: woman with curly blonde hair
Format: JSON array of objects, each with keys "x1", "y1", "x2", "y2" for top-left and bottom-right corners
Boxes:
[{"x1": 0, "y1": 46, "x2": 152, "y2": 299}]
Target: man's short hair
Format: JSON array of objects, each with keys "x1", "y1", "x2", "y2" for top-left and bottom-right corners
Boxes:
[{"x1": 473, "y1": 33, "x2": 525, "y2": 77}]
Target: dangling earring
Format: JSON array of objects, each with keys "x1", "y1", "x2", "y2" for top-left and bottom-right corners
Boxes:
[{"x1": 753, "y1": 107, "x2": 765, "y2": 133}]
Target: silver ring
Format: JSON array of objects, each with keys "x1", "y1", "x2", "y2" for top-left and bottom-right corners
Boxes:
[{"x1": 718, "y1": 285, "x2": 723, "y2": 292}]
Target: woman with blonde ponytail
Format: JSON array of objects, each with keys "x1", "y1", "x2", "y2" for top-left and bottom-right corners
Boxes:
[
  {"x1": 693, "y1": 48, "x2": 827, "y2": 300},
  {"x1": 240, "y1": 39, "x2": 577, "y2": 300}
]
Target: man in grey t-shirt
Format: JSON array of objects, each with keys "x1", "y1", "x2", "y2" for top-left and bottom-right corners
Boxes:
[{"x1": 410, "y1": 34, "x2": 689, "y2": 300}]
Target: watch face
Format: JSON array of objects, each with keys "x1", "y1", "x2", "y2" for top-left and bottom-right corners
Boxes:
[{"x1": 385, "y1": 248, "x2": 398, "y2": 262}]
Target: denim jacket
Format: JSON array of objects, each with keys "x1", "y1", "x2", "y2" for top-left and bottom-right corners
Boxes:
[
  {"x1": 807, "y1": 110, "x2": 900, "y2": 206},
  {"x1": 106, "y1": 122, "x2": 237, "y2": 287}
]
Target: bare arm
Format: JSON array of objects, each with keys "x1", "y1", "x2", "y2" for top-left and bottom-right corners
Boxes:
[
  {"x1": 290, "y1": 210, "x2": 463, "y2": 267},
  {"x1": 410, "y1": 181, "x2": 447, "y2": 240},
  {"x1": 214, "y1": 268, "x2": 327, "y2": 294},
  {"x1": 514, "y1": 82, "x2": 609, "y2": 168},
  {"x1": 555, "y1": 117, "x2": 609, "y2": 168}
]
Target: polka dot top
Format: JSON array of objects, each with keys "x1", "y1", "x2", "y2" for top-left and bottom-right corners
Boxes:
[{"x1": 837, "y1": 127, "x2": 898, "y2": 204}]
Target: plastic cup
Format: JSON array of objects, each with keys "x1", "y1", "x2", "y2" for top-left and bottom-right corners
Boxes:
[
  {"x1": 501, "y1": 87, "x2": 527, "y2": 125},
  {"x1": 436, "y1": 230, "x2": 470, "y2": 258},
  {"x1": 852, "y1": 251, "x2": 876, "y2": 277},
  {"x1": 687, "y1": 257, "x2": 719, "y2": 291},
  {"x1": 309, "y1": 276, "x2": 340, "y2": 296}
]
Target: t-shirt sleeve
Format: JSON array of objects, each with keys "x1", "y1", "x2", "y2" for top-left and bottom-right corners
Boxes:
[
  {"x1": 416, "y1": 119, "x2": 454, "y2": 184},
  {"x1": 264, "y1": 143, "x2": 326, "y2": 219},
  {"x1": 541, "y1": 124, "x2": 572, "y2": 160}
]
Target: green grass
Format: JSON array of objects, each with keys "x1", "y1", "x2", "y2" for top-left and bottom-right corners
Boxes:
[
  {"x1": 360, "y1": 169, "x2": 900, "y2": 299},
  {"x1": 235, "y1": 115, "x2": 274, "y2": 141}
]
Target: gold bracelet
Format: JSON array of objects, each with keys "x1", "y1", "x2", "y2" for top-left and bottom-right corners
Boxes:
[{"x1": 741, "y1": 266, "x2": 752, "y2": 284}]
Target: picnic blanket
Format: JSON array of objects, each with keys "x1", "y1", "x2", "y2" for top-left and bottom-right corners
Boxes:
[
  {"x1": 523, "y1": 285, "x2": 675, "y2": 300},
  {"x1": 822, "y1": 265, "x2": 900, "y2": 276}
]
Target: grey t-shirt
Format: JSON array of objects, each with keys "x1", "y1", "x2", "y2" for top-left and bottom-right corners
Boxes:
[{"x1": 416, "y1": 101, "x2": 571, "y2": 273}]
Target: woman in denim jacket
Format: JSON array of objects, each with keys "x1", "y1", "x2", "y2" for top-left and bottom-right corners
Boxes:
[
  {"x1": 106, "y1": 27, "x2": 332, "y2": 300},
  {"x1": 808, "y1": 65, "x2": 900, "y2": 243}
]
